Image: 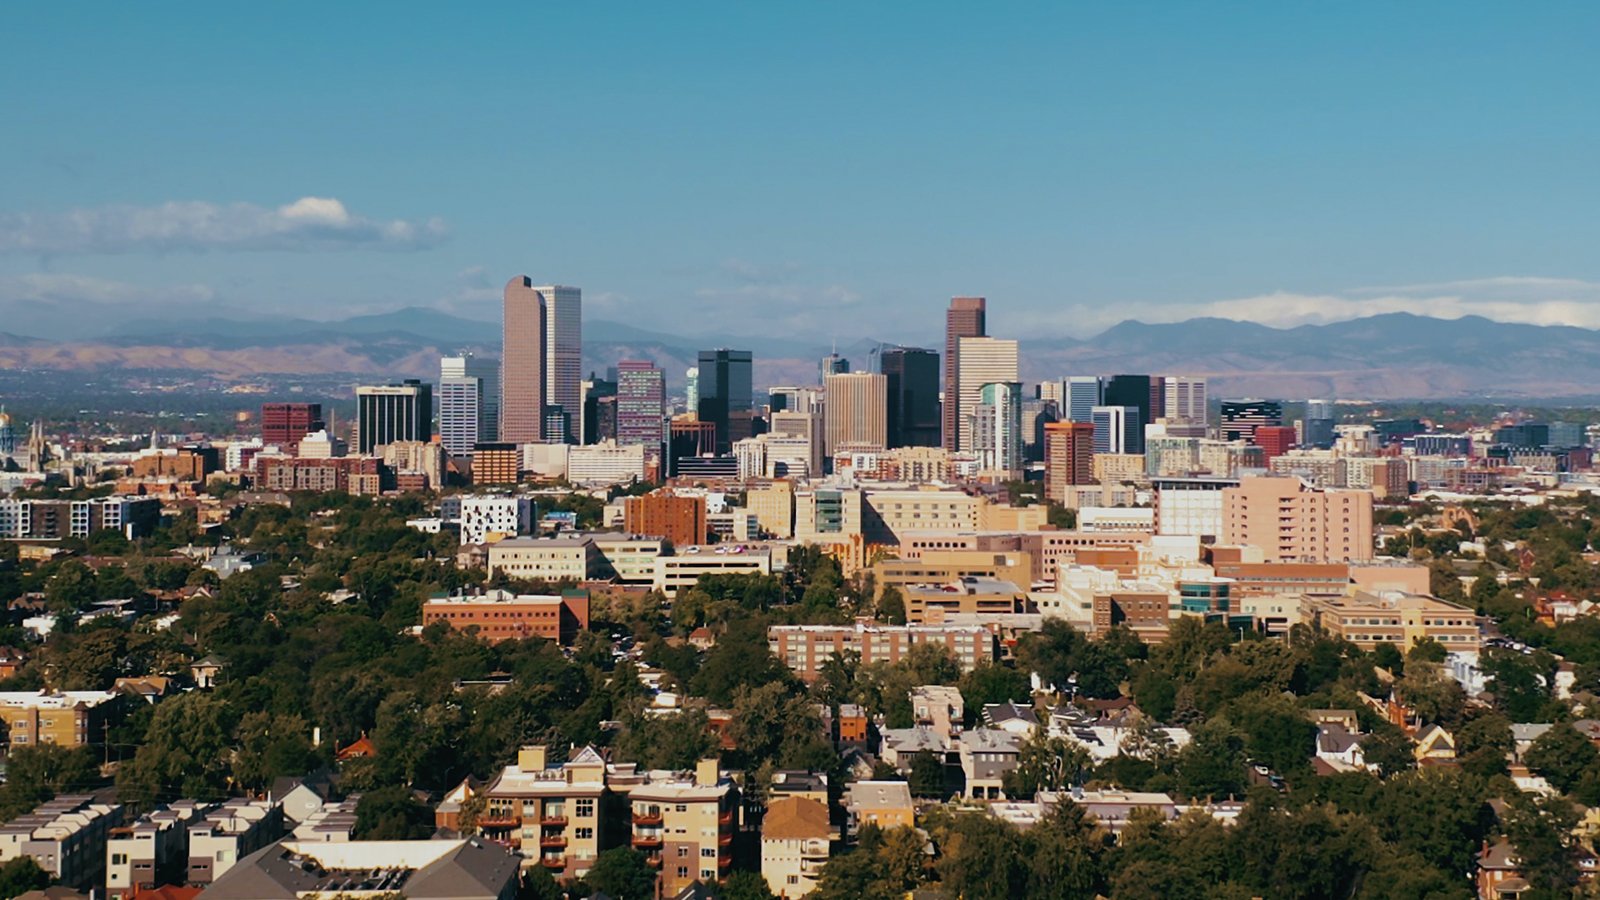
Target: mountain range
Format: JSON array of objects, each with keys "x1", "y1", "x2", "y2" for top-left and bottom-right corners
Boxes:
[{"x1": 1, "y1": 307, "x2": 1598, "y2": 400}]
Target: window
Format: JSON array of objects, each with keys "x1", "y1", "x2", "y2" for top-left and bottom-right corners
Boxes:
[
  {"x1": 677, "y1": 846, "x2": 689, "y2": 858},
  {"x1": 701, "y1": 848, "x2": 716, "y2": 857},
  {"x1": 575, "y1": 827, "x2": 593, "y2": 840},
  {"x1": 575, "y1": 799, "x2": 595, "y2": 817},
  {"x1": 677, "y1": 866, "x2": 690, "y2": 878},
  {"x1": 788, "y1": 875, "x2": 800, "y2": 885},
  {"x1": 111, "y1": 854, "x2": 127, "y2": 865}
]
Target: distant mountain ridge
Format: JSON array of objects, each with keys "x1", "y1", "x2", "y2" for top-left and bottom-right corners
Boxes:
[{"x1": 3, "y1": 309, "x2": 1600, "y2": 399}]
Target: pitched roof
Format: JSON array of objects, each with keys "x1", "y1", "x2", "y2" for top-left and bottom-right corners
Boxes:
[
  {"x1": 1316, "y1": 724, "x2": 1362, "y2": 754},
  {"x1": 762, "y1": 796, "x2": 830, "y2": 840}
]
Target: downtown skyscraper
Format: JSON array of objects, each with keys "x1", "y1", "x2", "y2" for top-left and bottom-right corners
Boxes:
[
  {"x1": 695, "y1": 349, "x2": 754, "y2": 454},
  {"x1": 955, "y1": 336, "x2": 1018, "y2": 453},
  {"x1": 879, "y1": 346, "x2": 940, "y2": 448},
  {"x1": 439, "y1": 353, "x2": 499, "y2": 460},
  {"x1": 943, "y1": 297, "x2": 986, "y2": 451},
  {"x1": 501, "y1": 276, "x2": 581, "y2": 444},
  {"x1": 615, "y1": 360, "x2": 667, "y2": 449}
]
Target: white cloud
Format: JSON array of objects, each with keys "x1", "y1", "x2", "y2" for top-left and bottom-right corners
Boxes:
[
  {"x1": 1008, "y1": 276, "x2": 1600, "y2": 336},
  {"x1": 0, "y1": 197, "x2": 447, "y2": 255}
]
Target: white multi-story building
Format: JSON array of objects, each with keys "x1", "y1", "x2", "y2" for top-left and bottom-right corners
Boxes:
[
  {"x1": 440, "y1": 353, "x2": 499, "y2": 461},
  {"x1": 487, "y1": 536, "x2": 601, "y2": 581},
  {"x1": 1153, "y1": 477, "x2": 1238, "y2": 540},
  {"x1": 566, "y1": 442, "x2": 647, "y2": 487},
  {"x1": 955, "y1": 338, "x2": 1019, "y2": 453},
  {"x1": 457, "y1": 496, "x2": 534, "y2": 545}
]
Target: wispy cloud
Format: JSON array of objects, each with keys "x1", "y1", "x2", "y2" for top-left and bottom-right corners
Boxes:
[
  {"x1": 1009, "y1": 276, "x2": 1600, "y2": 336},
  {"x1": 0, "y1": 197, "x2": 447, "y2": 255},
  {"x1": 0, "y1": 272, "x2": 215, "y2": 305}
]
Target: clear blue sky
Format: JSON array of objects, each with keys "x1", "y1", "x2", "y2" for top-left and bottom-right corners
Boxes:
[{"x1": 3, "y1": 2, "x2": 1598, "y2": 341}]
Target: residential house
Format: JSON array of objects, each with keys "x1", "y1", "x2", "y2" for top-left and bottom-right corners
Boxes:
[
  {"x1": 0, "y1": 795, "x2": 124, "y2": 890},
  {"x1": 185, "y1": 799, "x2": 285, "y2": 886},
  {"x1": 957, "y1": 730, "x2": 1024, "y2": 800},
  {"x1": 982, "y1": 703, "x2": 1039, "y2": 737},
  {"x1": 909, "y1": 685, "x2": 964, "y2": 737},
  {"x1": 1314, "y1": 724, "x2": 1366, "y2": 773},
  {"x1": 1413, "y1": 724, "x2": 1457, "y2": 764},
  {"x1": 843, "y1": 782, "x2": 914, "y2": 833},
  {"x1": 761, "y1": 797, "x2": 832, "y2": 898},
  {"x1": 268, "y1": 771, "x2": 334, "y2": 824},
  {"x1": 106, "y1": 802, "x2": 210, "y2": 898}
]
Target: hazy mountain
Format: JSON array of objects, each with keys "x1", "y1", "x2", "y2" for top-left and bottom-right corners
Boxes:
[{"x1": 4, "y1": 309, "x2": 1600, "y2": 399}]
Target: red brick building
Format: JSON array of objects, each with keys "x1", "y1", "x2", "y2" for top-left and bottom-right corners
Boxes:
[
  {"x1": 1044, "y1": 421, "x2": 1094, "y2": 502},
  {"x1": 1253, "y1": 425, "x2": 1298, "y2": 462},
  {"x1": 623, "y1": 492, "x2": 707, "y2": 547},
  {"x1": 421, "y1": 588, "x2": 590, "y2": 644},
  {"x1": 261, "y1": 402, "x2": 325, "y2": 450}
]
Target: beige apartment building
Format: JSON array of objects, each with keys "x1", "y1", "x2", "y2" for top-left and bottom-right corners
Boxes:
[
  {"x1": 623, "y1": 759, "x2": 738, "y2": 896},
  {"x1": 106, "y1": 800, "x2": 211, "y2": 898},
  {"x1": 761, "y1": 797, "x2": 831, "y2": 898},
  {"x1": 0, "y1": 795, "x2": 124, "y2": 890},
  {"x1": 1222, "y1": 475, "x2": 1374, "y2": 563},
  {"x1": 874, "y1": 549, "x2": 1033, "y2": 599},
  {"x1": 185, "y1": 798, "x2": 285, "y2": 886},
  {"x1": 481, "y1": 747, "x2": 738, "y2": 896},
  {"x1": 480, "y1": 746, "x2": 614, "y2": 880},
  {"x1": 486, "y1": 536, "x2": 602, "y2": 582},
  {"x1": 769, "y1": 622, "x2": 998, "y2": 680},
  {"x1": 1308, "y1": 592, "x2": 1480, "y2": 652}
]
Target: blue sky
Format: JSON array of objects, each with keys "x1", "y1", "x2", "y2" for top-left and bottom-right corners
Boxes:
[{"x1": 3, "y1": 2, "x2": 1599, "y2": 341}]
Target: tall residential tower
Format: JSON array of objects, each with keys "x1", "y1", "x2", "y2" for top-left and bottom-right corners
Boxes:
[{"x1": 943, "y1": 297, "x2": 987, "y2": 451}]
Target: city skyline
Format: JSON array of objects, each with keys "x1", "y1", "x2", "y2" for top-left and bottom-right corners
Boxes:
[{"x1": 4, "y1": 5, "x2": 1600, "y2": 340}]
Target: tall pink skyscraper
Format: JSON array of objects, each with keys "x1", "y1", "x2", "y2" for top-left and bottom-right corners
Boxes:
[
  {"x1": 943, "y1": 296, "x2": 986, "y2": 451},
  {"x1": 501, "y1": 276, "x2": 547, "y2": 444}
]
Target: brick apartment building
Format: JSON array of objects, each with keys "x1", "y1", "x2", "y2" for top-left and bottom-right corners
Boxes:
[
  {"x1": 421, "y1": 589, "x2": 590, "y2": 645},
  {"x1": 623, "y1": 492, "x2": 707, "y2": 547}
]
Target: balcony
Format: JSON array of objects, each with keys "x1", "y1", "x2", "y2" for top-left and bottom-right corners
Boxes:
[
  {"x1": 718, "y1": 854, "x2": 733, "y2": 868},
  {"x1": 718, "y1": 810, "x2": 734, "y2": 827},
  {"x1": 645, "y1": 854, "x2": 663, "y2": 869},
  {"x1": 632, "y1": 832, "x2": 663, "y2": 849},
  {"x1": 632, "y1": 810, "x2": 663, "y2": 826},
  {"x1": 718, "y1": 832, "x2": 733, "y2": 847},
  {"x1": 541, "y1": 855, "x2": 566, "y2": 870},
  {"x1": 540, "y1": 814, "x2": 568, "y2": 827},
  {"x1": 540, "y1": 835, "x2": 567, "y2": 849},
  {"x1": 477, "y1": 814, "x2": 519, "y2": 828}
]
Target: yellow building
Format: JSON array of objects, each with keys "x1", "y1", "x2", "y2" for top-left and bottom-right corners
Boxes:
[
  {"x1": 0, "y1": 691, "x2": 118, "y2": 748},
  {"x1": 874, "y1": 549, "x2": 1033, "y2": 600},
  {"x1": 1307, "y1": 592, "x2": 1479, "y2": 652},
  {"x1": 746, "y1": 482, "x2": 796, "y2": 539}
]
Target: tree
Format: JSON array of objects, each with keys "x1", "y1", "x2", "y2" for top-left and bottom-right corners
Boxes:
[
  {"x1": 936, "y1": 815, "x2": 1030, "y2": 900},
  {"x1": 232, "y1": 711, "x2": 320, "y2": 792},
  {"x1": 1525, "y1": 721, "x2": 1600, "y2": 794},
  {"x1": 1002, "y1": 733, "x2": 1092, "y2": 796},
  {"x1": 1174, "y1": 720, "x2": 1247, "y2": 801},
  {"x1": 876, "y1": 586, "x2": 906, "y2": 625},
  {"x1": 354, "y1": 785, "x2": 433, "y2": 839},
  {"x1": 1454, "y1": 712, "x2": 1513, "y2": 779},
  {"x1": 1503, "y1": 793, "x2": 1582, "y2": 895},
  {"x1": 0, "y1": 744, "x2": 99, "y2": 820},
  {"x1": 584, "y1": 847, "x2": 657, "y2": 900},
  {"x1": 0, "y1": 857, "x2": 49, "y2": 897},
  {"x1": 1025, "y1": 801, "x2": 1109, "y2": 899},
  {"x1": 717, "y1": 871, "x2": 778, "y2": 900},
  {"x1": 957, "y1": 663, "x2": 1030, "y2": 724},
  {"x1": 908, "y1": 752, "x2": 947, "y2": 799},
  {"x1": 118, "y1": 691, "x2": 236, "y2": 806},
  {"x1": 44, "y1": 560, "x2": 97, "y2": 612},
  {"x1": 1217, "y1": 692, "x2": 1316, "y2": 776},
  {"x1": 1394, "y1": 660, "x2": 1465, "y2": 727}
]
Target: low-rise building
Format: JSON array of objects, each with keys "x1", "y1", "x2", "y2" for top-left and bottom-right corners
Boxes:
[
  {"x1": 0, "y1": 690, "x2": 119, "y2": 748},
  {"x1": 622, "y1": 759, "x2": 739, "y2": 897},
  {"x1": 957, "y1": 730, "x2": 1024, "y2": 799},
  {"x1": 0, "y1": 795, "x2": 124, "y2": 890},
  {"x1": 904, "y1": 577, "x2": 1030, "y2": 624},
  {"x1": 421, "y1": 589, "x2": 590, "y2": 645},
  {"x1": 653, "y1": 547, "x2": 774, "y2": 598},
  {"x1": 588, "y1": 534, "x2": 667, "y2": 585},
  {"x1": 909, "y1": 685, "x2": 965, "y2": 737},
  {"x1": 458, "y1": 496, "x2": 535, "y2": 546},
  {"x1": 769, "y1": 622, "x2": 998, "y2": 681},
  {"x1": 186, "y1": 799, "x2": 285, "y2": 886},
  {"x1": 843, "y1": 781, "x2": 914, "y2": 833},
  {"x1": 196, "y1": 837, "x2": 521, "y2": 900},
  {"x1": 106, "y1": 801, "x2": 210, "y2": 898},
  {"x1": 486, "y1": 536, "x2": 601, "y2": 582},
  {"x1": 1307, "y1": 592, "x2": 1480, "y2": 652}
]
